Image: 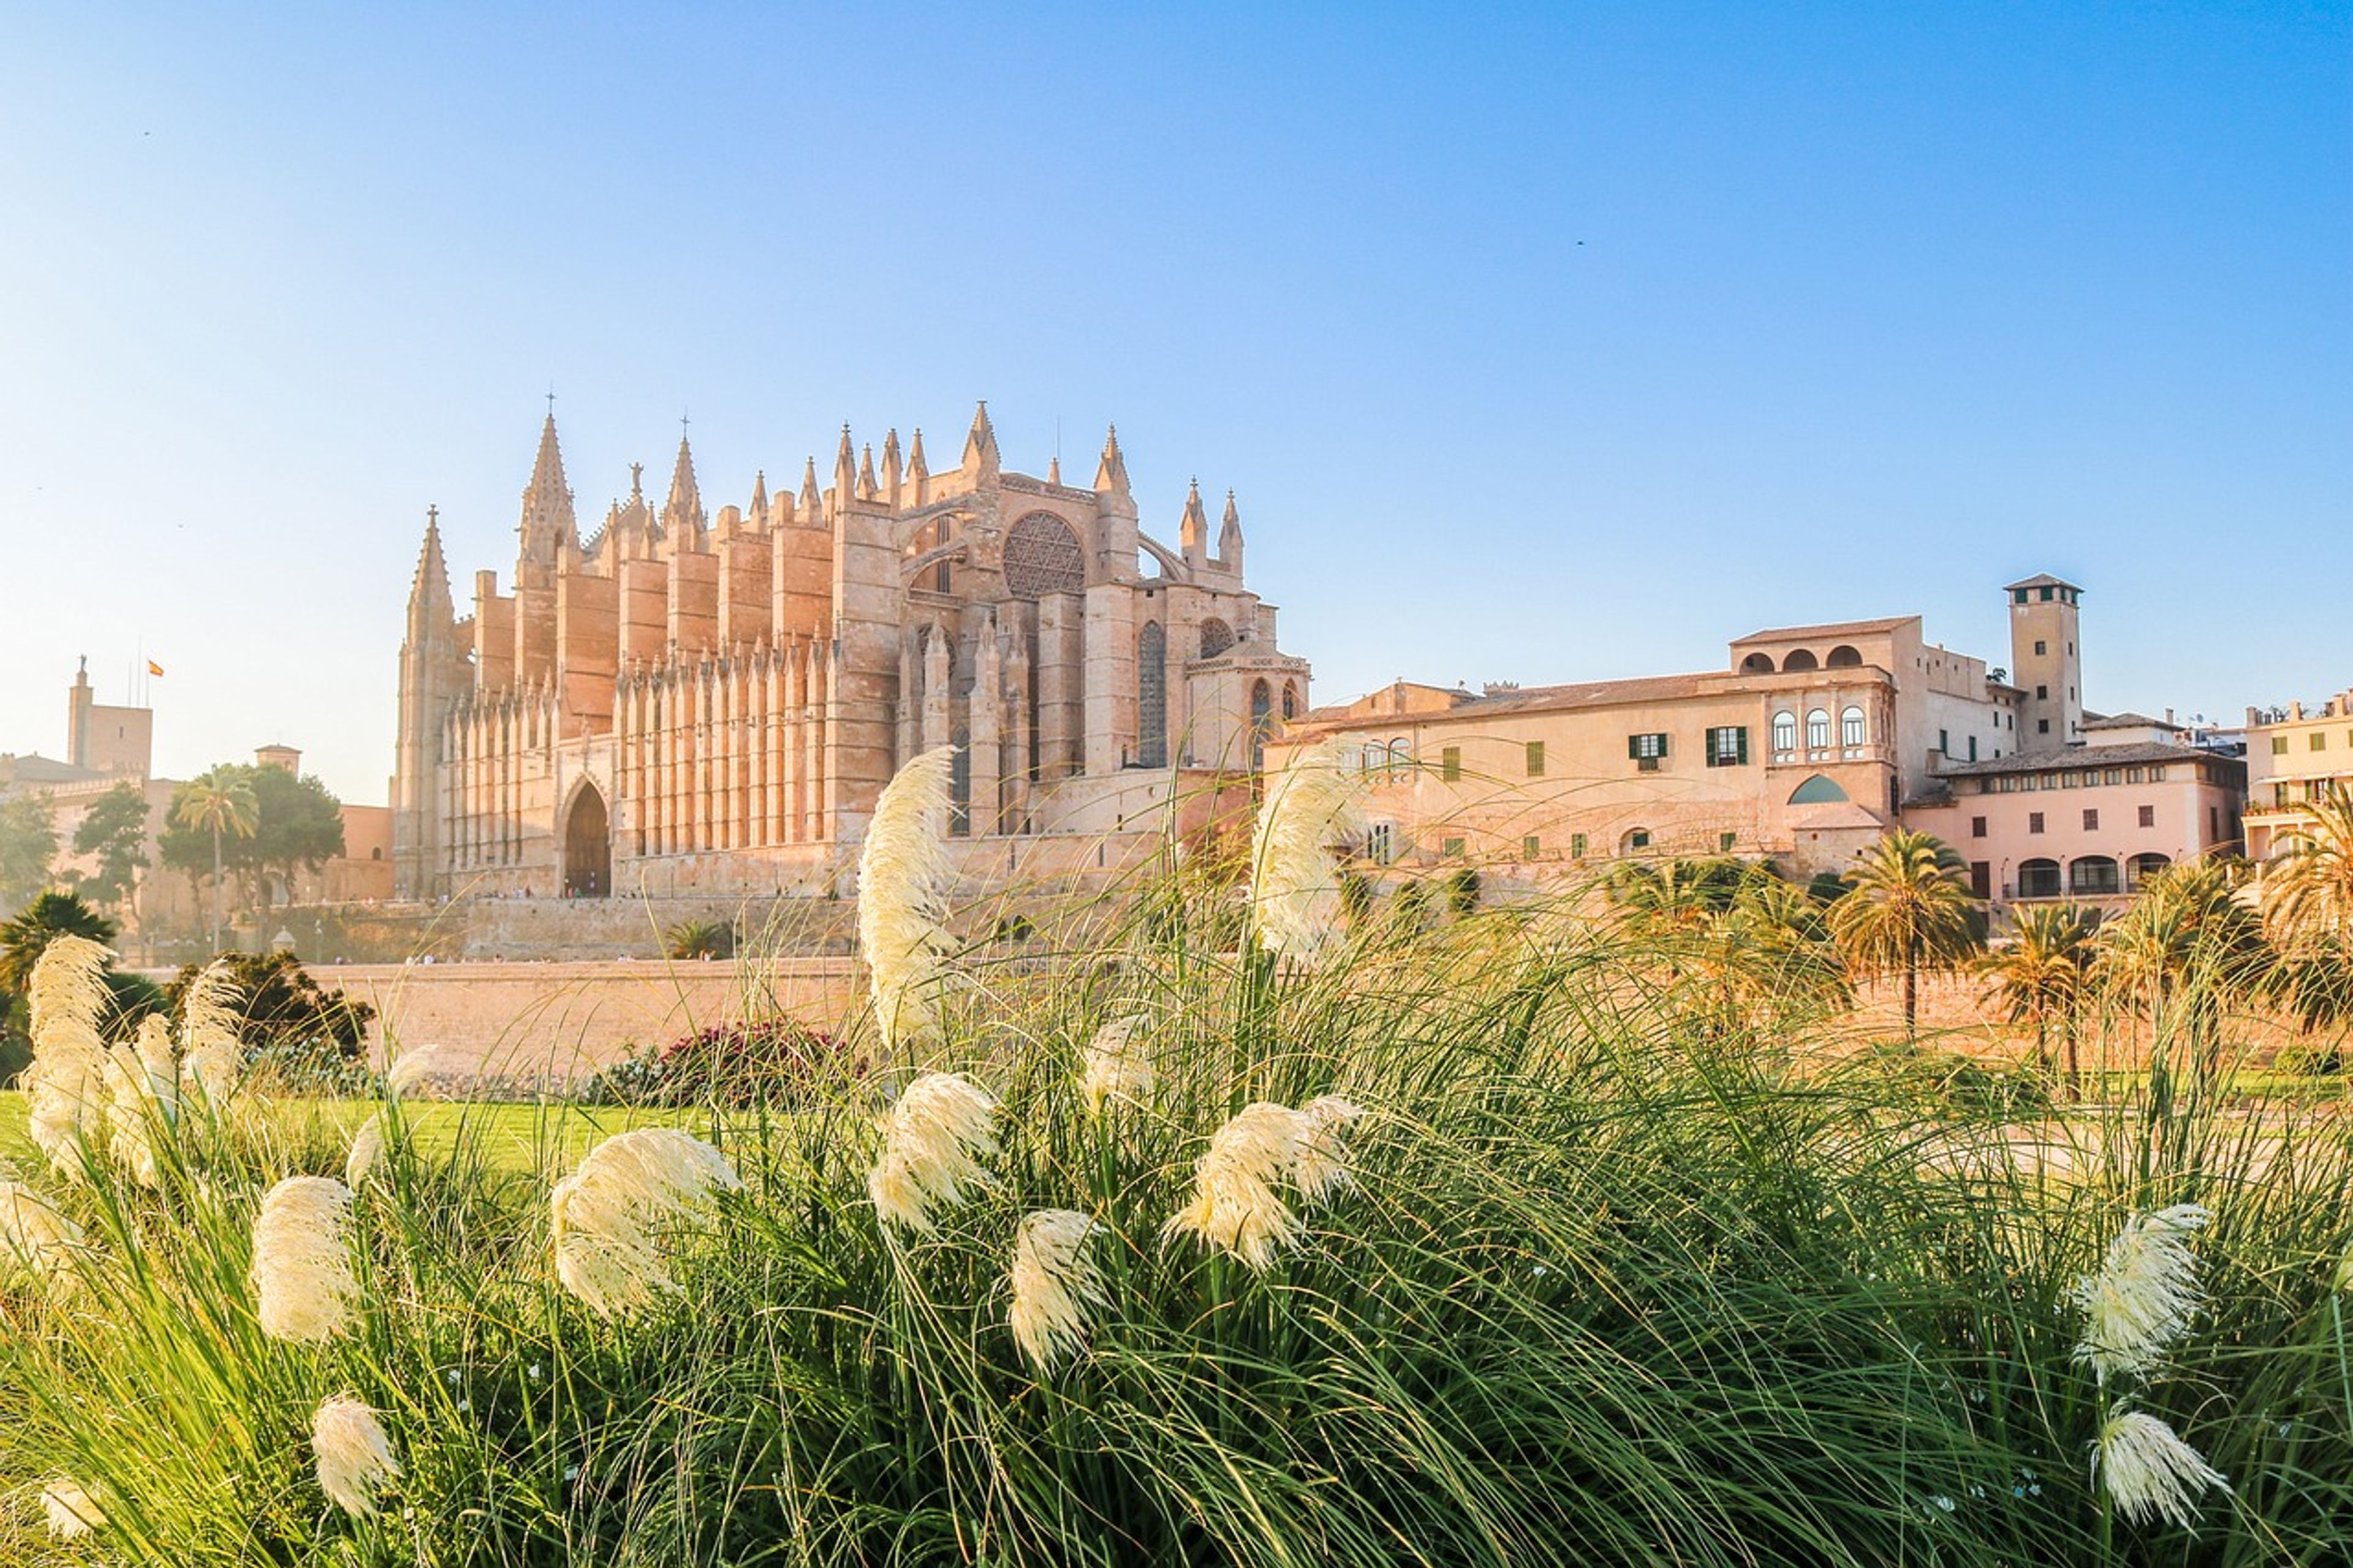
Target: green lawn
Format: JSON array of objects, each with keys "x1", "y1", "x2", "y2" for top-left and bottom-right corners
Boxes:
[{"x1": 0, "y1": 1090, "x2": 708, "y2": 1175}]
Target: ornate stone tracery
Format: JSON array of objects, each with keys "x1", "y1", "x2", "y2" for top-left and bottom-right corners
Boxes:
[{"x1": 1002, "y1": 512, "x2": 1086, "y2": 599}]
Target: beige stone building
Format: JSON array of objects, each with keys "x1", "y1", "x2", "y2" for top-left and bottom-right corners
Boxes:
[
  {"x1": 2242, "y1": 688, "x2": 2353, "y2": 862},
  {"x1": 1278, "y1": 572, "x2": 2245, "y2": 904},
  {"x1": 1278, "y1": 605, "x2": 2027, "y2": 879},
  {"x1": 393, "y1": 404, "x2": 1309, "y2": 902}
]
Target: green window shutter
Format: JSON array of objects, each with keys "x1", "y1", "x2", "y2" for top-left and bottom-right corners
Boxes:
[{"x1": 1736, "y1": 727, "x2": 1749, "y2": 765}]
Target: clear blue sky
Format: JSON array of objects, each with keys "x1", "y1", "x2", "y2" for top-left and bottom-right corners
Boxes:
[{"x1": 2, "y1": 2, "x2": 2345, "y2": 803}]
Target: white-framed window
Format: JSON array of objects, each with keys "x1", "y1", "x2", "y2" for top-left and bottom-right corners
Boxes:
[
  {"x1": 1806, "y1": 709, "x2": 1831, "y2": 751},
  {"x1": 1366, "y1": 822, "x2": 1394, "y2": 865},
  {"x1": 1840, "y1": 705, "x2": 1866, "y2": 749},
  {"x1": 1772, "y1": 710, "x2": 1798, "y2": 755}
]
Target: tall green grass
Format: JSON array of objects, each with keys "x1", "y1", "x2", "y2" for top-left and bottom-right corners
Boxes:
[{"x1": 1, "y1": 873, "x2": 2347, "y2": 1565}]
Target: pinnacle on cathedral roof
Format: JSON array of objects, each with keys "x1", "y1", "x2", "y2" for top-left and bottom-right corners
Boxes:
[
  {"x1": 1094, "y1": 423, "x2": 1129, "y2": 496},
  {"x1": 963, "y1": 399, "x2": 998, "y2": 472},
  {"x1": 518, "y1": 412, "x2": 578, "y2": 539},
  {"x1": 407, "y1": 506, "x2": 455, "y2": 618},
  {"x1": 1179, "y1": 477, "x2": 1209, "y2": 559},
  {"x1": 798, "y1": 455, "x2": 821, "y2": 519},
  {"x1": 907, "y1": 427, "x2": 928, "y2": 479},
  {"x1": 662, "y1": 431, "x2": 705, "y2": 537},
  {"x1": 1218, "y1": 488, "x2": 1245, "y2": 562},
  {"x1": 857, "y1": 442, "x2": 879, "y2": 500},
  {"x1": 749, "y1": 468, "x2": 769, "y2": 523}
]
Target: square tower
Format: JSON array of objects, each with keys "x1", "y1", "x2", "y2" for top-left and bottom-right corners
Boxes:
[{"x1": 2006, "y1": 574, "x2": 2083, "y2": 749}]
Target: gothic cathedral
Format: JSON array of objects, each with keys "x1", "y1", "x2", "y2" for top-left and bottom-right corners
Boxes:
[{"x1": 391, "y1": 403, "x2": 1310, "y2": 901}]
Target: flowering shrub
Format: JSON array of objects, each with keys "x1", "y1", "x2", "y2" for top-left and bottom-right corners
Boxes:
[{"x1": 587, "y1": 1018, "x2": 859, "y2": 1108}]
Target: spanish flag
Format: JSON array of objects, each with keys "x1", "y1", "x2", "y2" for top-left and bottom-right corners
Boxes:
[{"x1": 146, "y1": 660, "x2": 165, "y2": 677}]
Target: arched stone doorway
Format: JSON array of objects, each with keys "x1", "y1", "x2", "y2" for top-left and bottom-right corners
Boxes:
[{"x1": 563, "y1": 784, "x2": 611, "y2": 899}]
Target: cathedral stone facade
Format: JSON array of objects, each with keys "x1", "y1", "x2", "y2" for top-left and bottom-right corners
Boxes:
[{"x1": 392, "y1": 404, "x2": 1309, "y2": 902}]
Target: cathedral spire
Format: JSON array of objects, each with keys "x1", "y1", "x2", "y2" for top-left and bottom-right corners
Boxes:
[
  {"x1": 409, "y1": 505, "x2": 454, "y2": 623},
  {"x1": 749, "y1": 468, "x2": 770, "y2": 525},
  {"x1": 1179, "y1": 477, "x2": 1208, "y2": 565},
  {"x1": 517, "y1": 412, "x2": 578, "y2": 566},
  {"x1": 1218, "y1": 489, "x2": 1245, "y2": 570},
  {"x1": 907, "y1": 428, "x2": 929, "y2": 506},
  {"x1": 833, "y1": 424, "x2": 857, "y2": 503},
  {"x1": 1047, "y1": 455, "x2": 1061, "y2": 485},
  {"x1": 661, "y1": 430, "x2": 705, "y2": 540},
  {"x1": 881, "y1": 428, "x2": 902, "y2": 507},
  {"x1": 798, "y1": 455, "x2": 821, "y2": 522},
  {"x1": 1093, "y1": 423, "x2": 1130, "y2": 499},
  {"x1": 961, "y1": 399, "x2": 999, "y2": 480},
  {"x1": 857, "y1": 442, "x2": 879, "y2": 501}
]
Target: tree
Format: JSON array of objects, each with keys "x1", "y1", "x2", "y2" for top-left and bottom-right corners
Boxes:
[
  {"x1": 169, "y1": 767, "x2": 259, "y2": 953},
  {"x1": 160, "y1": 763, "x2": 344, "y2": 924},
  {"x1": 2096, "y1": 860, "x2": 2275, "y2": 1074},
  {"x1": 2263, "y1": 780, "x2": 2353, "y2": 953},
  {"x1": 1827, "y1": 830, "x2": 1984, "y2": 1042},
  {"x1": 0, "y1": 792, "x2": 59, "y2": 911},
  {"x1": 161, "y1": 949, "x2": 374, "y2": 1077},
  {"x1": 1982, "y1": 903, "x2": 2098, "y2": 1089},
  {"x1": 70, "y1": 781, "x2": 151, "y2": 914},
  {"x1": 0, "y1": 891, "x2": 161, "y2": 1085}
]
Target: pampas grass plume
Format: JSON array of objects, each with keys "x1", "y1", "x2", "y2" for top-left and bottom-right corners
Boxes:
[
  {"x1": 1009, "y1": 1208, "x2": 1109, "y2": 1373},
  {"x1": 346, "y1": 1113, "x2": 388, "y2": 1189},
  {"x1": 25, "y1": 934, "x2": 115, "y2": 1169},
  {"x1": 0, "y1": 1178, "x2": 85, "y2": 1295},
  {"x1": 41, "y1": 1476, "x2": 104, "y2": 1537},
  {"x1": 1080, "y1": 1014, "x2": 1155, "y2": 1113},
  {"x1": 2094, "y1": 1407, "x2": 2229, "y2": 1528},
  {"x1": 178, "y1": 956, "x2": 244, "y2": 1099},
  {"x1": 868, "y1": 1071, "x2": 999, "y2": 1233},
  {"x1": 550, "y1": 1127, "x2": 741, "y2": 1317},
  {"x1": 1295, "y1": 1095, "x2": 1366, "y2": 1203},
  {"x1": 310, "y1": 1394, "x2": 401, "y2": 1517},
  {"x1": 1164, "y1": 1102, "x2": 1308, "y2": 1271},
  {"x1": 857, "y1": 744, "x2": 959, "y2": 1049},
  {"x1": 1247, "y1": 741, "x2": 1361, "y2": 966},
  {"x1": 251, "y1": 1175, "x2": 360, "y2": 1343},
  {"x1": 2073, "y1": 1204, "x2": 2211, "y2": 1382}
]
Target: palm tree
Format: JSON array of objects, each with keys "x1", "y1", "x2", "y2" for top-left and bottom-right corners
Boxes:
[
  {"x1": 2094, "y1": 859, "x2": 2274, "y2": 1075},
  {"x1": 1982, "y1": 903, "x2": 2097, "y2": 1090},
  {"x1": 1691, "y1": 873, "x2": 1851, "y2": 1035},
  {"x1": 2263, "y1": 779, "x2": 2353, "y2": 952},
  {"x1": 0, "y1": 889, "x2": 115, "y2": 997},
  {"x1": 174, "y1": 768, "x2": 259, "y2": 955},
  {"x1": 1827, "y1": 830, "x2": 1984, "y2": 1042}
]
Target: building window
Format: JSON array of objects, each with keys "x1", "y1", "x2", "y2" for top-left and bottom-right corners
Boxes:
[
  {"x1": 2018, "y1": 858, "x2": 2063, "y2": 898},
  {"x1": 1525, "y1": 740, "x2": 1546, "y2": 776},
  {"x1": 1969, "y1": 861, "x2": 1991, "y2": 898},
  {"x1": 1805, "y1": 710, "x2": 1830, "y2": 751},
  {"x1": 2150, "y1": 766, "x2": 2166, "y2": 782},
  {"x1": 1571, "y1": 832, "x2": 1588, "y2": 860},
  {"x1": 1938, "y1": 727, "x2": 1950, "y2": 756},
  {"x1": 1626, "y1": 828, "x2": 1652, "y2": 852},
  {"x1": 2034, "y1": 639, "x2": 2047, "y2": 656},
  {"x1": 1367, "y1": 822, "x2": 1394, "y2": 866},
  {"x1": 1441, "y1": 745, "x2": 1461, "y2": 782},
  {"x1": 1137, "y1": 621, "x2": 1167, "y2": 768},
  {"x1": 1441, "y1": 836, "x2": 1464, "y2": 858},
  {"x1": 1249, "y1": 680, "x2": 1272, "y2": 770},
  {"x1": 2314, "y1": 732, "x2": 2330, "y2": 751},
  {"x1": 1628, "y1": 733, "x2": 1668, "y2": 768},
  {"x1": 2071, "y1": 856, "x2": 2120, "y2": 895},
  {"x1": 1718, "y1": 831, "x2": 1736, "y2": 853},
  {"x1": 2139, "y1": 804, "x2": 2155, "y2": 828},
  {"x1": 1968, "y1": 735, "x2": 1978, "y2": 761},
  {"x1": 1771, "y1": 711, "x2": 1797, "y2": 755},
  {"x1": 1522, "y1": 835, "x2": 1540, "y2": 860},
  {"x1": 2272, "y1": 735, "x2": 2289, "y2": 755},
  {"x1": 2029, "y1": 811, "x2": 2045, "y2": 834},
  {"x1": 1971, "y1": 816, "x2": 1987, "y2": 838},
  {"x1": 2037, "y1": 719, "x2": 2050, "y2": 734},
  {"x1": 2082, "y1": 808, "x2": 2098, "y2": 831},
  {"x1": 1705, "y1": 725, "x2": 1748, "y2": 767},
  {"x1": 2036, "y1": 684, "x2": 2048, "y2": 700},
  {"x1": 1199, "y1": 617, "x2": 1235, "y2": 658},
  {"x1": 1843, "y1": 707, "x2": 1868, "y2": 751}
]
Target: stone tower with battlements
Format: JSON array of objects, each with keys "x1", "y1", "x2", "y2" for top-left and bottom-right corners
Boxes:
[{"x1": 390, "y1": 403, "x2": 1309, "y2": 902}]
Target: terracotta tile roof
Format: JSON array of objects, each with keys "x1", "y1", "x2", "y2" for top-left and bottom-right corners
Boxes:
[
  {"x1": 1730, "y1": 615, "x2": 1915, "y2": 644},
  {"x1": 2003, "y1": 572, "x2": 2082, "y2": 593},
  {"x1": 1933, "y1": 741, "x2": 2233, "y2": 778}
]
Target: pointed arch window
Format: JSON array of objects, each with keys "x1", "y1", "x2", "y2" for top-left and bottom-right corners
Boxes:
[
  {"x1": 1249, "y1": 680, "x2": 1273, "y2": 770},
  {"x1": 1138, "y1": 621, "x2": 1168, "y2": 768}
]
